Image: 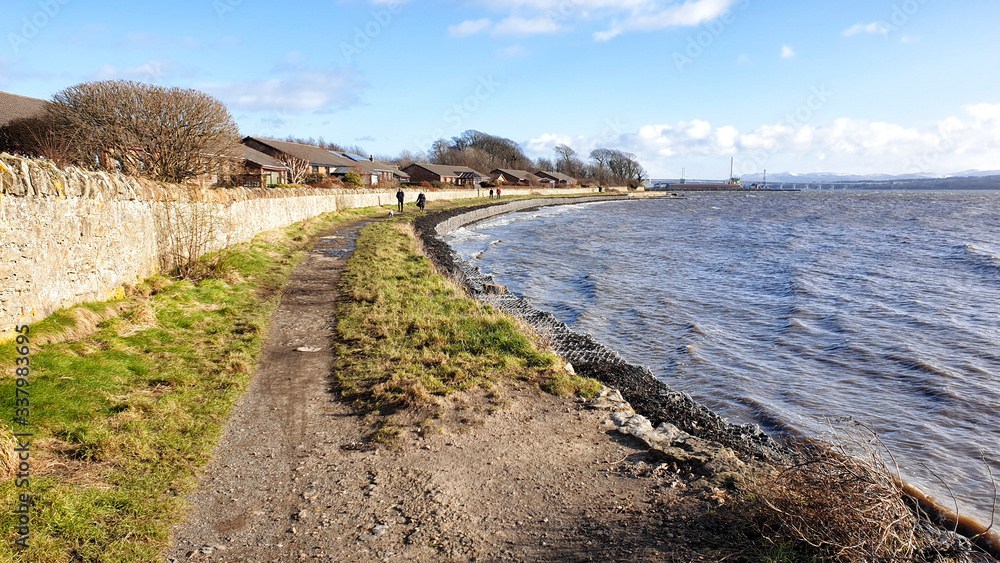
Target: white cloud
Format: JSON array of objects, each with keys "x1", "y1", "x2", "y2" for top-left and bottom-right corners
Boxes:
[
  {"x1": 965, "y1": 103, "x2": 1000, "y2": 122},
  {"x1": 205, "y1": 68, "x2": 366, "y2": 113},
  {"x1": 93, "y1": 59, "x2": 177, "y2": 82},
  {"x1": 494, "y1": 16, "x2": 561, "y2": 35},
  {"x1": 526, "y1": 105, "x2": 1000, "y2": 176},
  {"x1": 595, "y1": 0, "x2": 737, "y2": 41},
  {"x1": 842, "y1": 22, "x2": 888, "y2": 37},
  {"x1": 781, "y1": 45, "x2": 795, "y2": 58},
  {"x1": 449, "y1": 0, "x2": 739, "y2": 41},
  {"x1": 448, "y1": 18, "x2": 493, "y2": 37},
  {"x1": 450, "y1": 16, "x2": 562, "y2": 37},
  {"x1": 496, "y1": 44, "x2": 530, "y2": 57}
]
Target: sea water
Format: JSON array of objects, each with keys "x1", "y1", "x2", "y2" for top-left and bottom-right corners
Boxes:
[{"x1": 444, "y1": 190, "x2": 1000, "y2": 524}]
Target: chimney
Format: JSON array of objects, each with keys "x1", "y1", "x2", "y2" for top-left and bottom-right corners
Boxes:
[{"x1": 369, "y1": 155, "x2": 374, "y2": 161}]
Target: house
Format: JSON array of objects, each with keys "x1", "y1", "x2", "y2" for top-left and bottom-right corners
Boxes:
[
  {"x1": 242, "y1": 137, "x2": 408, "y2": 186},
  {"x1": 232, "y1": 145, "x2": 290, "y2": 187},
  {"x1": 243, "y1": 136, "x2": 358, "y2": 178},
  {"x1": 0, "y1": 91, "x2": 48, "y2": 127},
  {"x1": 189, "y1": 145, "x2": 290, "y2": 188},
  {"x1": 0, "y1": 91, "x2": 51, "y2": 156},
  {"x1": 403, "y1": 163, "x2": 489, "y2": 186},
  {"x1": 534, "y1": 170, "x2": 578, "y2": 186},
  {"x1": 327, "y1": 151, "x2": 411, "y2": 185},
  {"x1": 491, "y1": 168, "x2": 538, "y2": 186}
]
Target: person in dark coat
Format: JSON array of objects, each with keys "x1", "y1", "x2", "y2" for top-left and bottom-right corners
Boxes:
[
  {"x1": 396, "y1": 188, "x2": 404, "y2": 212},
  {"x1": 489, "y1": 188, "x2": 494, "y2": 199},
  {"x1": 416, "y1": 191, "x2": 426, "y2": 212}
]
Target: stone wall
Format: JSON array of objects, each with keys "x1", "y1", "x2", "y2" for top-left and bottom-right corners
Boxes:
[{"x1": 0, "y1": 153, "x2": 599, "y2": 338}]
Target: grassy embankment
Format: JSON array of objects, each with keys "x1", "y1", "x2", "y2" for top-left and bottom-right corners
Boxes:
[
  {"x1": 0, "y1": 195, "x2": 597, "y2": 562},
  {"x1": 1, "y1": 191, "x2": 962, "y2": 563},
  {"x1": 331, "y1": 217, "x2": 599, "y2": 442},
  {"x1": 0, "y1": 204, "x2": 379, "y2": 562}
]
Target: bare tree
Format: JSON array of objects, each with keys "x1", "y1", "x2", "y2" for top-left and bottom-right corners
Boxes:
[
  {"x1": 429, "y1": 130, "x2": 530, "y2": 172},
  {"x1": 49, "y1": 80, "x2": 241, "y2": 183},
  {"x1": 589, "y1": 148, "x2": 645, "y2": 186},
  {"x1": 277, "y1": 153, "x2": 310, "y2": 184},
  {"x1": 388, "y1": 149, "x2": 425, "y2": 168},
  {"x1": 554, "y1": 144, "x2": 575, "y2": 169},
  {"x1": 607, "y1": 150, "x2": 646, "y2": 187},
  {"x1": 589, "y1": 148, "x2": 614, "y2": 184}
]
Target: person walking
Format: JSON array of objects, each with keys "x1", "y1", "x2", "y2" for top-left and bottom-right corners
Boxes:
[
  {"x1": 416, "y1": 191, "x2": 426, "y2": 212},
  {"x1": 396, "y1": 187, "x2": 404, "y2": 212}
]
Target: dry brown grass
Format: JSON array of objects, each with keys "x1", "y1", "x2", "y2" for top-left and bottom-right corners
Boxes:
[
  {"x1": 117, "y1": 299, "x2": 159, "y2": 337},
  {"x1": 0, "y1": 425, "x2": 18, "y2": 480},
  {"x1": 29, "y1": 302, "x2": 131, "y2": 347},
  {"x1": 729, "y1": 421, "x2": 970, "y2": 562}
]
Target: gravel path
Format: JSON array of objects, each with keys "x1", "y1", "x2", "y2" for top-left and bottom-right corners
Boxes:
[{"x1": 166, "y1": 215, "x2": 721, "y2": 562}]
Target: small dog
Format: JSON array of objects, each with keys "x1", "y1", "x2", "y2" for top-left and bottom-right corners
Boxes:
[{"x1": 389, "y1": 210, "x2": 394, "y2": 217}]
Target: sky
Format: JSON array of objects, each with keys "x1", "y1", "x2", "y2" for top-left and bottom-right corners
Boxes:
[{"x1": 2, "y1": 0, "x2": 999, "y2": 179}]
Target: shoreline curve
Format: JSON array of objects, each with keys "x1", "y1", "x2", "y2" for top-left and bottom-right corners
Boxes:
[{"x1": 413, "y1": 195, "x2": 1000, "y2": 559}]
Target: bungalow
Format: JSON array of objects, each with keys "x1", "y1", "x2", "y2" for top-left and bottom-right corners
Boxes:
[
  {"x1": 0, "y1": 91, "x2": 48, "y2": 127},
  {"x1": 190, "y1": 145, "x2": 290, "y2": 188},
  {"x1": 491, "y1": 168, "x2": 538, "y2": 186},
  {"x1": 328, "y1": 151, "x2": 411, "y2": 185},
  {"x1": 235, "y1": 145, "x2": 289, "y2": 187},
  {"x1": 242, "y1": 137, "x2": 408, "y2": 186},
  {"x1": 534, "y1": 170, "x2": 578, "y2": 186},
  {"x1": 403, "y1": 163, "x2": 489, "y2": 186},
  {"x1": 0, "y1": 91, "x2": 51, "y2": 156},
  {"x1": 243, "y1": 136, "x2": 358, "y2": 178}
]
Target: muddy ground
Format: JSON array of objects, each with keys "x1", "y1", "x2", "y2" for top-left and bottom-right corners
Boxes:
[
  {"x1": 168, "y1": 207, "x2": 990, "y2": 562},
  {"x1": 165, "y1": 214, "x2": 738, "y2": 562}
]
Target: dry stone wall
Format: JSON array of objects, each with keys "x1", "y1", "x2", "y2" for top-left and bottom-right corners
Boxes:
[{"x1": 0, "y1": 153, "x2": 599, "y2": 338}]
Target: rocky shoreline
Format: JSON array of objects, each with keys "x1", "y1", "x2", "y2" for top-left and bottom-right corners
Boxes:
[
  {"x1": 414, "y1": 199, "x2": 784, "y2": 465},
  {"x1": 413, "y1": 198, "x2": 1000, "y2": 561}
]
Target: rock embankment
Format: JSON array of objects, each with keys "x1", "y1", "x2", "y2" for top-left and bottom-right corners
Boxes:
[{"x1": 414, "y1": 200, "x2": 784, "y2": 465}]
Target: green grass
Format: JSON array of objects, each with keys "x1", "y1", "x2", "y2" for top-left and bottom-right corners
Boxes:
[
  {"x1": 332, "y1": 220, "x2": 600, "y2": 439},
  {"x1": 0, "y1": 193, "x2": 607, "y2": 561},
  {"x1": 0, "y1": 208, "x2": 377, "y2": 562}
]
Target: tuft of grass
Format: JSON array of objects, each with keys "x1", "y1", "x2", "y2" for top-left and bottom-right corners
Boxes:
[
  {"x1": 0, "y1": 209, "x2": 377, "y2": 562},
  {"x1": 540, "y1": 368, "x2": 602, "y2": 398},
  {"x1": 332, "y1": 218, "x2": 597, "y2": 437}
]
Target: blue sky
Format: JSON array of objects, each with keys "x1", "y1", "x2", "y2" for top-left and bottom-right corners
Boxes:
[{"x1": 2, "y1": 0, "x2": 999, "y2": 178}]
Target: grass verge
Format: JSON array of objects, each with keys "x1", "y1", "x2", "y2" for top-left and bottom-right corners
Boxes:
[
  {"x1": 331, "y1": 219, "x2": 600, "y2": 441},
  {"x1": 0, "y1": 207, "x2": 376, "y2": 562}
]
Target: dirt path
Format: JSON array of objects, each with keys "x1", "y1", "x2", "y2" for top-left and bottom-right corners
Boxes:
[{"x1": 166, "y1": 218, "x2": 718, "y2": 562}]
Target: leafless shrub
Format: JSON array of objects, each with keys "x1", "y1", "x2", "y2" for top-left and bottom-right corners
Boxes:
[
  {"x1": 0, "y1": 114, "x2": 74, "y2": 166},
  {"x1": 735, "y1": 421, "x2": 934, "y2": 562},
  {"x1": 158, "y1": 199, "x2": 233, "y2": 280},
  {"x1": 312, "y1": 176, "x2": 346, "y2": 190},
  {"x1": 48, "y1": 80, "x2": 240, "y2": 183}
]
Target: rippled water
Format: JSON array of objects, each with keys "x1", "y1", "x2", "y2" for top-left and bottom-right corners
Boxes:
[{"x1": 444, "y1": 190, "x2": 1000, "y2": 524}]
